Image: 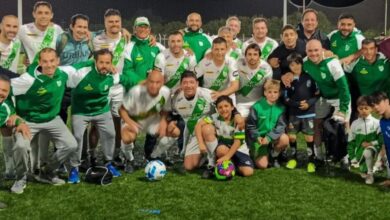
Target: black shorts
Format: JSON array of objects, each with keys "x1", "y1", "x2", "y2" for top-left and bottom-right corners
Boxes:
[{"x1": 216, "y1": 144, "x2": 254, "y2": 168}]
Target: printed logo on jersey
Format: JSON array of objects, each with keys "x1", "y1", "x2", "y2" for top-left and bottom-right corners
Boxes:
[
  {"x1": 84, "y1": 84, "x2": 93, "y2": 91},
  {"x1": 306, "y1": 79, "x2": 312, "y2": 88},
  {"x1": 37, "y1": 87, "x2": 47, "y2": 96},
  {"x1": 135, "y1": 54, "x2": 143, "y2": 62},
  {"x1": 378, "y1": 65, "x2": 384, "y2": 72},
  {"x1": 331, "y1": 41, "x2": 337, "y2": 48},
  {"x1": 56, "y1": 81, "x2": 62, "y2": 87},
  {"x1": 360, "y1": 68, "x2": 368, "y2": 74},
  {"x1": 345, "y1": 44, "x2": 350, "y2": 51},
  {"x1": 151, "y1": 52, "x2": 156, "y2": 57},
  {"x1": 199, "y1": 41, "x2": 204, "y2": 47},
  {"x1": 321, "y1": 72, "x2": 327, "y2": 79}
]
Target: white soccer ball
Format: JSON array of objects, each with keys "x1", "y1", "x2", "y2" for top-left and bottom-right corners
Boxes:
[{"x1": 145, "y1": 160, "x2": 167, "y2": 181}]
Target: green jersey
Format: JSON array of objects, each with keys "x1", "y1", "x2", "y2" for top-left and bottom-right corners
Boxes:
[
  {"x1": 11, "y1": 63, "x2": 68, "y2": 123},
  {"x1": 183, "y1": 28, "x2": 212, "y2": 63},
  {"x1": 66, "y1": 61, "x2": 120, "y2": 116},
  {"x1": 0, "y1": 100, "x2": 15, "y2": 126},
  {"x1": 303, "y1": 57, "x2": 351, "y2": 113},
  {"x1": 344, "y1": 54, "x2": 390, "y2": 96},
  {"x1": 328, "y1": 30, "x2": 364, "y2": 59}
]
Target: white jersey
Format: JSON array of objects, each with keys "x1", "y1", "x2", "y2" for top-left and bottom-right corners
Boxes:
[
  {"x1": 227, "y1": 47, "x2": 242, "y2": 61},
  {"x1": 122, "y1": 84, "x2": 171, "y2": 122},
  {"x1": 242, "y1": 36, "x2": 278, "y2": 60},
  {"x1": 172, "y1": 87, "x2": 214, "y2": 134},
  {"x1": 18, "y1": 23, "x2": 63, "y2": 61},
  {"x1": 0, "y1": 38, "x2": 22, "y2": 72},
  {"x1": 154, "y1": 49, "x2": 197, "y2": 91},
  {"x1": 195, "y1": 57, "x2": 239, "y2": 91}
]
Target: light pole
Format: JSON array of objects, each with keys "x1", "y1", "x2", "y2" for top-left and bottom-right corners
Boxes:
[
  {"x1": 18, "y1": 0, "x2": 23, "y2": 24},
  {"x1": 283, "y1": 0, "x2": 288, "y2": 26},
  {"x1": 385, "y1": 0, "x2": 388, "y2": 35}
]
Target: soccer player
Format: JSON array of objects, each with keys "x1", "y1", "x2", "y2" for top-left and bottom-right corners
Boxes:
[
  {"x1": 120, "y1": 70, "x2": 176, "y2": 168},
  {"x1": 11, "y1": 48, "x2": 77, "y2": 185},
  {"x1": 0, "y1": 15, "x2": 22, "y2": 180},
  {"x1": 236, "y1": 43, "x2": 272, "y2": 118},
  {"x1": 328, "y1": 14, "x2": 365, "y2": 65},
  {"x1": 0, "y1": 75, "x2": 31, "y2": 194},
  {"x1": 282, "y1": 39, "x2": 351, "y2": 164},
  {"x1": 66, "y1": 49, "x2": 134, "y2": 183},
  {"x1": 246, "y1": 79, "x2": 289, "y2": 169},
  {"x1": 268, "y1": 24, "x2": 306, "y2": 80},
  {"x1": 296, "y1": 8, "x2": 330, "y2": 50},
  {"x1": 283, "y1": 53, "x2": 318, "y2": 172},
  {"x1": 348, "y1": 96, "x2": 381, "y2": 184},
  {"x1": 344, "y1": 39, "x2": 390, "y2": 96},
  {"x1": 226, "y1": 16, "x2": 242, "y2": 49},
  {"x1": 370, "y1": 92, "x2": 390, "y2": 187},
  {"x1": 242, "y1": 18, "x2": 278, "y2": 60},
  {"x1": 195, "y1": 95, "x2": 254, "y2": 177},
  {"x1": 183, "y1": 13, "x2": 212, "y2": 63},
  {"x1": 195, "y1": 37, "x2": 239, "y2": 101},
  {"x1": 217, "y1": 26, "x2": 242, "y2": 61}
]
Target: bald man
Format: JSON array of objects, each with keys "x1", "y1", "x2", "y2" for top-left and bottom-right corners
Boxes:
[
  {"x1": 119, "y1": 70, "x2": 176, "y2": 170},
  {"x1": 183, "y1": 13, "x2": 212, "y2": 63}
]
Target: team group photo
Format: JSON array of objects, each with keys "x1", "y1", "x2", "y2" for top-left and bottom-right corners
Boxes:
[{"x1": 0, "y1": 0, "x2": 390, "y2": 218}]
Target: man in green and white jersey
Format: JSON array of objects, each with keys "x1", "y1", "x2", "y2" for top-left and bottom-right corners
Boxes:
[
  {"x1": 18, "y1": 1, "x2": 63, "y2": 64},
  {"x1": 0, "y1": 15, "x2": 22, "y2": 73},
  {"x1": 242, "y1": 18, "x2": 278, "y2": 60},
  {"x1": 120, "y1": 70, "x2": 176, "y2": 167},
  {"x1": 65, "y1": 49, "x2": 132, "y2": 183},
  {"x1": 218, "y1": 26, "x2": 242, "y2": 61},
  {"x1": 226, "y1": 16, "x2": 243, "y2": 49},
  {"x1": 195, "y1": 37, "x2": 239, "y2": 101},
  {"x1": 183, "y1": 13, "x2": 212, "y2": 63},
  {"x1": 236, "y1": 43, "x2": 272, "y2": 117},
  {"x1": 344, "y1": 39, "x2": 390, "y2": 96},
  {"x1": 328, "y1": 14, "x2": 365, "y2": 65},
  {"x1": 0, "y1": 75, "x2": 31, "y2": 194},
  {"x1": 0, "y1": 15, "x2": 22, "y2": 180},
  {"x1": 154, "y1": 31, "x2": 196, "y2": 92},
  {"x1": 11, "y1": 48, "x2": 77, "y2": 185}
]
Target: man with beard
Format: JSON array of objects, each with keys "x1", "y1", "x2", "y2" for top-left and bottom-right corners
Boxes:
[{"x1": 183, "y1": 13, "x2": 212, "y2": 63}]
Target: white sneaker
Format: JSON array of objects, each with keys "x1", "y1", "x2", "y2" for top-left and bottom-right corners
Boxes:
[
  {"x1": 11, "y1": 177, "x2": 27, "y2": 194},
  {"x1": 365, "y1": 173, "x2": 374, "y2": 185},
  {"x1": 373, "y1": 161, "x2": 383, "y2": 173}
]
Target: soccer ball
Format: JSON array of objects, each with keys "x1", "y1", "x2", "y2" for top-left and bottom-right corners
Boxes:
[
  {"x1": 214, "y1": 160, "x2": 236, "y2": 180},
  {"x1": 145, "y1": 160, "x2": 167, "y2": 181}
]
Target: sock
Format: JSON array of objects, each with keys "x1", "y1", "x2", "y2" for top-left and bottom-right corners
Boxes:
[
  {"x1": 314, "y1": 144, "x2": 323, "y2": 160},
  {"x1": 205, "y1": 139, "x2": 218, "y2": 167},
  {"x1": 306, "y1": 141, "x2": 314, "y2": 161},
  {"x1": 121, "y1": 142, "x2": 134, "y2": 161},
  {"x1": 150, "y1": 137, "x2": 176, "y2": 159},
  {"x1": 271, "y1": 147, "x2": 280, "y2": 158},
  {"x1": 3, "y1": 136, "x2": 15, "y2": 175},
  {"x1": 363, "y1": 149, "x2": 374, "y2": 174},
  {"x1": 290, "y1": 141, "x2": 297, "y2": 158}
]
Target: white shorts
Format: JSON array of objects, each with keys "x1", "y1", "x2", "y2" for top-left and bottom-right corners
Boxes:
[
  {"x1": 236, "y1": 101, "x2": 255, "y2": 118},
  {"x1": 184, "y1": 134, "x2": 200, "y2": 156},
  {"x1": 122, "y1": 115, "x2": 160, "y2": 136}
]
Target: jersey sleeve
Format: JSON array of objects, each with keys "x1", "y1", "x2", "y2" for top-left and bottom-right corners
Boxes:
[
  {"x1": 347, "y1": 122, "x2": 357, "y2": 159},
  {"x1": 188, "y1": 54, "x2": 197, "y2": 72},
  {"x1": 10, "y1": 72, "x2": 35, "y2": 96},
  {"x1": 59, "y1": 65, "x2": 87, "y2": 88},
  {"x1": 194, "y1": 59, "x2": 205, "y2": 78},
  {"x1": 327, "y1": 59, "x2": 351, "y2": 113},
  {"x1": 228, "y1": 59, "x2": 239, "y2": 82},
  {"x1": 356, "y1": 34, "x2": 365, "y2": 50},
  {"x1": 154, "y1": 53, "x2": 166, "y2": 74},
  {"x1": 122, "y1": 88, "x2": 136, "y2": 112}
]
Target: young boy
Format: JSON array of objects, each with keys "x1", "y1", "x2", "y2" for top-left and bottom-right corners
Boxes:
[
  {"x1": 283, "y1": 53, "x2": 318, "y2": 172},
  {"x1": 246, "y1": 79, "x2": 289, "y2": 169},
  {"x1": 370, "y1": 92, "x2": 390, "y2": 186},
  {"x1": 348, "y1": 96, "x2": 382, "y2": 184}
]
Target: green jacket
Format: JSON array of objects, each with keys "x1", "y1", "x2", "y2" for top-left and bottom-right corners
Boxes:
[
  {"x1": 183, "y1": 28, "x2": 211, "y2": 63},
  {"x1": 329, "y1": 30, "x2": 364, "y2": 59}
]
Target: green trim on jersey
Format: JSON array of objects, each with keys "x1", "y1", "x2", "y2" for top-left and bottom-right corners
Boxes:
[
  {"x1": 237, "y1": 68, "x2": 266, "y2": 96},
  {"x1": 209, "y1": 65, "x2": 229, "y2": 91}
]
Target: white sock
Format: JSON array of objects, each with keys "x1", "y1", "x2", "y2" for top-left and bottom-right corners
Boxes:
[
  {"x1": 121, "y1": 142, "x2": 134, "y2": 161},
  {"x1": 151, "y1": 137, "x2": 176, "y2": 158},
  {"x1": 314, "y1": 144, "x2": 323, "y2": 160},
  {"x1": 205, "y1": 140, "x2": 218, "y2": 167},
  {"x1": 3, "y1": 136, "x2": 15, "y2": 174},
  {"x1": 363, "y1": 149, "x2": 374, "y2": 174}
]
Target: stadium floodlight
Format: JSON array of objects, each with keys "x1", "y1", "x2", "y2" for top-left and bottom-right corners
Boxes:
[{"x1": 18, "y1": 0, "x2": 23, "y2": 24}]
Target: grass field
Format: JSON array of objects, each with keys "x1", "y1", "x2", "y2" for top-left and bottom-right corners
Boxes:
[{"x1": 1, "y1": 138, "x2": 390, "y2": 219}]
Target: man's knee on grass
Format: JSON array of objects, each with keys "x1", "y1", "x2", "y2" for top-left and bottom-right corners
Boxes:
[
  {"x1": 239, "y1": 166, "x2": 254, "y2": 177},
  {"x1": 184, "y1": 154, "x2": 201, "y2": 171}
]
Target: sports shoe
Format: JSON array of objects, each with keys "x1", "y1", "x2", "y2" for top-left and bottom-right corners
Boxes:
[
  {"x1": 350, "y1": 158, "x2": 359, "y2": 169},
  {"x1": 373, "y1": 160, "x2": 384, "y2": 173},
  {"x1": 365, "y1": 173, "x2": 374, "y2": 185},
  {"x1": 124, "y1": 160, "x2": 135, "y2": 174},
  {"x1": 286, "y1": 159, "x2": 297, "y2": 169},
  {"x1": 273, "y1": 159, "x2": 281, "y2": 168},
  {"x1": 201, "y1": 166, "x2": 214, "y2": 179},
  {"x1": 106, "y1": 163, "x2": 121, "y2": 177},
  {"x1": 68, "y1": 167, "x2": 80, "y2": 184},
  {"x1": 36, "y1": 169, "x2": 65, "y2": 186},
  {"x1": 11, "y1": 176, "x2": 27, "y2": 194},
  {"x1": 360, "y1": 173, "x2": 368, "y2": 179},
  {"x1": 307, "y1": 162, "x2": 316, "y2": 173}
]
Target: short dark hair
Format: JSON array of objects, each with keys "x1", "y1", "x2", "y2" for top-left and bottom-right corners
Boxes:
[
  {"x1": 180, "y1": 70, "x2": 197, "y2": 82},
  {"x1": 281, "y1": 24, "x2": 297, "y2": 35},
  {"x1": 244, "y1": 43, "x2": 261, "y2": 57},
  {"x1": 70, "y1": 14, "x2": 89, "y2": 27},
  {"x1": 212, "y1": 37, "x2": 227, "y2": 47},
  {"x1": 356, "y1": 95, "x2": 371, "y2": 107},
  {"x1": 38, "y1": 47, "x2": 58, "y2": 60},
  {"x1": 0, "y1": 74, "x2": 11, "y2": 84},
  {"x1": 215, "y1": 95, "x2": 234, "y2": 107},
  {"x1": 338, "y1": 13, "x2": 355, "y2": 22},
  {"x1": 287, "y1": 52, "x2": 303, "y2": 65},
  {"x1": 302, "y1": 9, "x2": 318, "y2": 21},
  {"x1": 252, "y1": 17, "x2": 268, "y2": 27},
  {"x1": 93, "y1": 49, "x2": 113, "y2": 61},
  {"x1": 33, "y1": 1, "x2": 52, "y2": 12},
  {"x1": 168, "y1": 30, "x2": 183, "y2": 38},
  {"x1": 370, "y1": 91, "x2": 389, "y2": 105},
  {"x1": 104, "y1": 9, "x2": 121, "y2": 18},
  {"x1": 362, "y1": 38, "x2": 378, "y2": 48}
]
